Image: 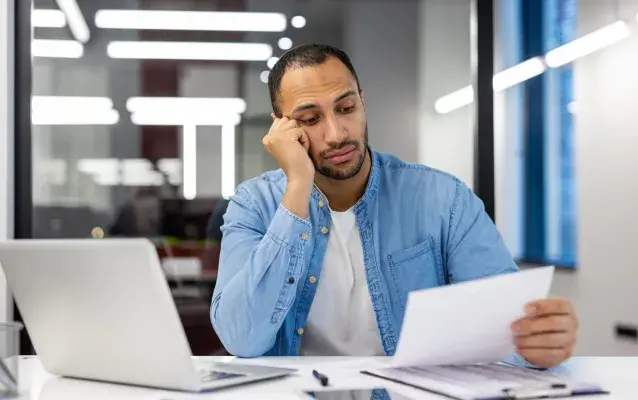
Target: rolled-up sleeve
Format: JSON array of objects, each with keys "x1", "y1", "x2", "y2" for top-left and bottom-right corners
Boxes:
[{"x1": 210, "y1": 188, "x2": 311, "y2": 357}]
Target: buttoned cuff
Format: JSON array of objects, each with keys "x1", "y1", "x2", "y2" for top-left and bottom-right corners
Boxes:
[
  {"x1": 266, "y1": 204, "x2": 313, "y2": 252},
  {"x1": 502, "y1": 353, "x2": 547, "y2": 370}
]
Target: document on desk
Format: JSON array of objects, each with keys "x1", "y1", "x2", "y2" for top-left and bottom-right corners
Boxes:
[
  {"x1": 362, "y1": 363, "x2": 606, "y2": 400},
  {"x1": 392, "y1": 266, "x2": 555, "y2": 367}
]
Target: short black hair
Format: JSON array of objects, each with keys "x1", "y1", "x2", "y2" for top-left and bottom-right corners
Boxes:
[{"x1": 267, "y1": 43, "x2": 361, "y2": 116}]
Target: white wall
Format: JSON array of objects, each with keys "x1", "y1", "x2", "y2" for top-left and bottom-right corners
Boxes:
[
  {"x1": 343, "y1": 1, "x2": 420, "y2": 163},
  {"x1": 418, "y1": 0, "x2": 474, "y2": 186},
  {"x1": 0, "y1": 0, "x2": 14, "y2": 323},
  {"x1": 548, "y1": 0, "x2": 638, "y2": 356}
]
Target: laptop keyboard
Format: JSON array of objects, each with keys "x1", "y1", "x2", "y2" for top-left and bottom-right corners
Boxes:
[{"x1": 198, "y1": 368, "x2": 246, "y2": 383}]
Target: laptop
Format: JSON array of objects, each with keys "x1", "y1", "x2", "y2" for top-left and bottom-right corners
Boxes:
[{"x1": 0, "y1": 238, "x2": 295, "y2": 392}]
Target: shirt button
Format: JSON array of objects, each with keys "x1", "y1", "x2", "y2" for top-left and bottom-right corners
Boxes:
[
  {"x1": 301, "y1": 232, "x2": 309, "y2": 240},
  {"x1": 309, "y1": 276, "x2": 317, "y2": 284},
  {"x1": 321, "y1": 227, "x2": 329, "y2": 234},
  {"x1": 318, "y1": 200, "x2": 325, "y2": 207},
  {"x1": 297, "y1": 328, "x2": 304, "y2": 336},
  {"x1": 288, "y1": 276, "x2": 295, "y2": 284}
]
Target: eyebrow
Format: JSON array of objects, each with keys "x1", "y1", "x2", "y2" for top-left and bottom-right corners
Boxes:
[{"x1": 291, "y1": 90, "x2": 357, "y2": 114}]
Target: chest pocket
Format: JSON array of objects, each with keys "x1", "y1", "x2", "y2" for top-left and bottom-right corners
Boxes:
[{"x1": 387, "y1": 236, "x2": 445, "y2": 312}]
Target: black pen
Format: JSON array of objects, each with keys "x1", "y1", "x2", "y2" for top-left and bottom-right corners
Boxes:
[{"x1": 312, "y1": 369, "x2": 329, "y2": 386}]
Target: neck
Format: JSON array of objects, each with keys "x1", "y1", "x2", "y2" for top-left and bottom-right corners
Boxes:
[{"x1": 314, "y1": 150, "x2": 372, "y2": 212}]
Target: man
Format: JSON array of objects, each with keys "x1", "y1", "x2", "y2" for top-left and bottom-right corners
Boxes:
[{"x1": 210, "y1": 44, "x2": 578, "y2": 368}]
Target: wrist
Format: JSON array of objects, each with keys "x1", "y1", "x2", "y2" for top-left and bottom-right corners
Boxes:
[{"x1": 282, "y1": 181, "x2": 313, "y2": 219}]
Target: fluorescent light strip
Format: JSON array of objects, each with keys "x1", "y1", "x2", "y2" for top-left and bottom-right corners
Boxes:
[
  {"x1": 32, "y1": 96, "x2": 117, "y2": 125},
  {"x1": 32, "y1": 39, "x2": 83, "y2": 58},
  {"x1": 221, "y1": 124, "x2": 236, "y2": 199},
  {"x1": 131, "y1": 112, "x2": 241, "y2": 126},
  {"x1": 434, "y1": 86, "x2": 474, "y2": 115},
  {"x1": 183, "y1": 125, "x2": 197, "y2": 200},
  {"x1": 435, "y1": 21, "x2": 632, "y2": 114},
  {"x1": 32, "y1": 9, "x2": 66, "y2": 28},
  {"x1": 32, "y1": 109, "x2": 120, "y2": 125},
  {"x1": 545, "y1": 21, "x2": 630, "y2": 67},
  {"x1": 95, "y1": 10, "x2": 286, "y2": 32},
  {"x1": 55, "y1": 0, "x2": 90, "y2": 43},
  {"x1": 32, "y1": 95, "x2": 114, "y2": 110},
  {"x1": 107, "y1": 41, "x2": 272, "y2": 61},
  {"x1": 493, "y1": 57, "x2": 545, "y2": 92},
  {"x1": 126, "y1": 97, "x2": 246, "y2": 114}
]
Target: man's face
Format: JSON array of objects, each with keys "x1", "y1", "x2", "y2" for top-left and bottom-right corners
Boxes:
[{"x1": 278, "y1": 57, "x2": 368, "y2": 180}]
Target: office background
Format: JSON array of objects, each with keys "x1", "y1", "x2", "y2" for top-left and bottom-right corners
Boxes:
[{"x1": 1, "y1": 0, "x2": 637, "y2": 357}]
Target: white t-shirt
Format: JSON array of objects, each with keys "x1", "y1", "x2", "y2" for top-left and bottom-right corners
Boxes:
[{"x1": 299, "y1": 208, "x2": 385, "y2": 356}]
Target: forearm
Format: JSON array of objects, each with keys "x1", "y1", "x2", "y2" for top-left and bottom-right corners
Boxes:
[
  {"x1": 281, "y1": 180, "x2": 313, "y2": 219},
  {"x1": 211, "y1": 204, "x2": 311, "y2": 357}
]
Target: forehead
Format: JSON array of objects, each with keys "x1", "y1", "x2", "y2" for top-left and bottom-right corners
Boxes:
[{"x1": 279, "y1": 58, "x2": 358, "y2": 113}]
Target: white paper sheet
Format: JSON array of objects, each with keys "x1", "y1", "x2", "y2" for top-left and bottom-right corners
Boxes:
[{"x1": 392, "y1": 266, "x2": 554, "y2": 367}]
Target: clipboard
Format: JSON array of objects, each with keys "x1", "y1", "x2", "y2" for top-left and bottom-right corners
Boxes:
[{"x1": 360, "y1": 363, "x2": 609, "y2": 400}]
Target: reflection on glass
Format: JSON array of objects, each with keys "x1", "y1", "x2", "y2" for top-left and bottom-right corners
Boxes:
[{"x1": 29, "y1": 0, "x2": 436, "y2": 357}]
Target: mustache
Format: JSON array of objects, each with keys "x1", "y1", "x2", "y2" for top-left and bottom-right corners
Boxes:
[{"x1": 319, "y1": 140, "x2": 360, "y2": 158}]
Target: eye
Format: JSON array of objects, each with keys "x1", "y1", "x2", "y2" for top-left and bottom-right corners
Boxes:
[
  {"x1": 337, "y1": 105, "x2": 356, "y2": 114},
  {"x1": 301, "y1": 116, "x2": 320, "y2": 125}
]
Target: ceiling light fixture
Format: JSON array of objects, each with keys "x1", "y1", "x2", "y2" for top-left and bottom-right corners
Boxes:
[
  {"x1": 434, "y1": 86, "x2": 474, "y2": 115},
  {"x1": 95, "y1": 10, "x2": 287, "y2": 32},
  {"x1": 107, "y1": 41, "x2": 273, "y2": 61},
  {"x1": 493, "y1": 57, "x2": 546, "y2": 92},
  {"x1": 545, "y1": 21, "x2": 630, "y2": 67},
  {"x1": 32, "y1": 9, "x2": 66, "y2": 28},
  {"x1": 130, "y1": 112, "x2": 241, "y2": 127},
  {"x1": 32, "y1": 39, "x2": 83, "y2": 58},
  {"x1": 126, "y1": 97, "x2": 247, "y2": 114},
  {"x1": 435, "y1": 21, "x2": 632, "y2": 114},
  {"x1": 221, "y1": 124, "x2": 236, "y2": 199},
  {"x1": 182, "y1": 125, "x2": 197, "y2": 200},
  {"x1": 278, "y1": 37, "x2": 293, "y2": 50},
  {"x1": 55, "y1": 0, "x2": 90, "y2": 43},
  {"x1": 32, "y1": 109, "x2": 119, "y2": 125},
  {"x1": 267, "y1": 56, "x2": 279, "y2": 69},
  {"x1": 32, "y1": 96, "x2": 118, "y2": 125},
  {"x1": 291, "y1": 16, "x2": 306, "y2": 28},
  {"x1": 260, "y1": 71, "x2": 270, "y2": 83}
]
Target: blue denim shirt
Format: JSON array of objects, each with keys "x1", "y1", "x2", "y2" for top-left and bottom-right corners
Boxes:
[{"x1": 211, "y1": 149, "x2": 521, "y2": 360}]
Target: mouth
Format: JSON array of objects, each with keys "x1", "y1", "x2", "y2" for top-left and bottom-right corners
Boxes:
[{"x1": 325, "y1": 145, "x2": 357, "y2": 164}]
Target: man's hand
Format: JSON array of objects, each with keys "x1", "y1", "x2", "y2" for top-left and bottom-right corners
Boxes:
[
  {"x1": 263, "y1": 116, "x2": 314, "y2": 185},
  {"x1": 263, "y1": 115, "x2": 315, "y2": 219},
  {"x1": 511, "y1": 298, "x2": 578, "y2": 369}
]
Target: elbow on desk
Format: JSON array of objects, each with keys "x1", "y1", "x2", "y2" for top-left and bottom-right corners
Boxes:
[{"x1": 209, "y1": 299, "x2": 273, "y2": 358}]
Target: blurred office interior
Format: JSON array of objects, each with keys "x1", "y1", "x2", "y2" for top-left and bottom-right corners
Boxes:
[{"x1": 1, "y1": 0, "x2": 637, "y2": 357}]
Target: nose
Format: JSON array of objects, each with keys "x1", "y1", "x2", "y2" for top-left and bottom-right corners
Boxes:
[{"x1": 323, "y1": 112, "x2": 346, "y2": 145}]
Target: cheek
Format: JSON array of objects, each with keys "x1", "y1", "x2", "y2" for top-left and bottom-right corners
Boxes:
[{"x1": 339, "y1": 112, "x2": 365, "y2": 136}]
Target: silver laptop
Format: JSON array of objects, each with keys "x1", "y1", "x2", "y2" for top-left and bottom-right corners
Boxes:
[{"x1": 0, "y1": 238, "x2": 294, "y2": 392}]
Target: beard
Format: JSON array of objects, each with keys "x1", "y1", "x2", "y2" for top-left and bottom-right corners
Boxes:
[{"x1": 312, "y1": 125, "x2": 369, "y2": 181}]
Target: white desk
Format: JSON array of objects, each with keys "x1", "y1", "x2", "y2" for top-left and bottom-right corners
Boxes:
[{"x1": 13, "y1": 356, "x2": 638, "y2": 399}]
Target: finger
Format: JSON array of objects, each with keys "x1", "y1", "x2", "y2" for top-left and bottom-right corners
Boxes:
[
  {"x1": 513, "y1": 315, "x2": 575, "y2": 336},
  {"x1": 525, "y1": 298, "x2": 574, "y2": 317},
  {"x1": 517, "y1": 348, "x2": 571, "y2": 368},
  {"x1": 299, "y1": 129, "x2": 310, "y2": 152},
  {"x1": 287, "y1": 128, "x2": 306, "y2": 142},
  {"x1": 515, "y1": 332, "x2": 574, "y2": 349},
  {"x1": 281, "y1": 118, "x2": 300, "y2": 130}
]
